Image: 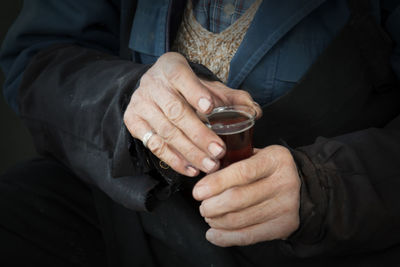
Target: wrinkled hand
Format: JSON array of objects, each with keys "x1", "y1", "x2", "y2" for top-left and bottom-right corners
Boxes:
[
  {"x1": 124, "y1": 52, "x2": 261, "y2": 176},
  {"x1": 193, "y1": 145, "x2": 301, "y2": 247}
]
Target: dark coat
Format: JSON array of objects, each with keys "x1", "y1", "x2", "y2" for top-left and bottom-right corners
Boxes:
[{"x1": 1, "y1": 0, "x2": 400, "y2": 265}]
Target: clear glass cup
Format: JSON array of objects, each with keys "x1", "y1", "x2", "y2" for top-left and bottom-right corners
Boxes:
[{"x1": 206, "y1": 105, "x2": 256, "y2": 168}]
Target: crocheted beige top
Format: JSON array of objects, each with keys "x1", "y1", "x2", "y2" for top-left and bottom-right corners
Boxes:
[{"x1": 172, "y1": 0, "x2": 262, "y2": 83}]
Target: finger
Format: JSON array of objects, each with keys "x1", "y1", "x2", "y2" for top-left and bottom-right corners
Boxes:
[
  {"x1": 193, "y1": 152, "x2": 278, "y2": 200},
  {"x1": 151, "y1": 86, "x2": 226, "y2": 160},
  {"x1": 199, "y1": 176, "x2": 278, "y2": 218},
  {"x1": 204, "y1": 197, "x2": 282, "y2": 230},
  {"x1": 125, "y1": 114, "x2": 199, "y2": 177},
  {"x1": 200, "y1": 80, "x2": 262, "y2": 119},
  {"x1": 147, "y1": 134, "x2": 198, "y2": 176},
  {"x1": 159, "y1": 52, "x2": 215, "y2": 113},
  {"x1": 228, "y1": 91, "x2": 263, "y2": 120},
  {"x1": 205, "y1": 213, "x2": 299, "y2": 247},
  {"x1": 139, "y1": 102, "x2": 220, "y2": 173}
]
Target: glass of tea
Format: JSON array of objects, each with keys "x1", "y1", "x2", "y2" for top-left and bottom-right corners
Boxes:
[{"x1": 206, "y1": 105, "x2": 256, "y2": 168}]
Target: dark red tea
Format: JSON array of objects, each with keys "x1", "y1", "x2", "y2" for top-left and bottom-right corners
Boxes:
[{"x1": 208, "y1": 109, "x2": 255, "y2": 168}]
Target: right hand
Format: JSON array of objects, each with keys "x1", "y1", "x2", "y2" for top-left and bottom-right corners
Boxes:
[{"x1": 124, "y1": 52, "x2": 261, "y2": 176}]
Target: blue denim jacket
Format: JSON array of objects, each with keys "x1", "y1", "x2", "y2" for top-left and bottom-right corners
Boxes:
[{"x1": 1, "y1": 0, "x2": 400, "y2": 111}]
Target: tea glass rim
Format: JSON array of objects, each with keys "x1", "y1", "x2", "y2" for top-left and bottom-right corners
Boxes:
[{"x1": 205, "y1": 105, "x2": 256, "y2": 134}]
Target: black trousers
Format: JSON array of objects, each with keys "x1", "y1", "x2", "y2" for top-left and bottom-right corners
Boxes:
[
  {"x1": 0, "y1": 158, "x2": 107, "y2": 266},
  {"x1": 2, "y1": 158, "x2": 400, "y2": 267},
  {"x1": 0, "y1": 158, "x2": 198, "y2": 267}
]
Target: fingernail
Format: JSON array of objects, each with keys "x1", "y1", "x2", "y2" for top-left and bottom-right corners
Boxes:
[
  {"x1": 202, "y1": 157, "x2": 216, "y2": 171},
  {"x1": 208, "y1": 142, "x2": 224, "y2": 158},
  {"x1": 186, "y1": 165, "x2": 198, "y2": 176},
  {"x1": 195, "y1": 185, "x2": 209, "y2": 199},
  {"x1": 198, "y1": 97, "x2": 211, "y2": 112}
]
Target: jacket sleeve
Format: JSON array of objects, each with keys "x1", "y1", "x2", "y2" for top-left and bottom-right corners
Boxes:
[
  {"x1": 283, "y1": 2, "x2": 400, "y2": 257},
  {"x1": 0, "y1": 0, "x2": 165, "y2": 211},
  {"x1": 284, "y1": 122, "x2": 400, "y2": 257},
  {"x1": 0, "y1": 0, "x2": 218, "y2": 211},
  {"x1": 0, "y1": 0, "x2": 121, "y2": 113}
]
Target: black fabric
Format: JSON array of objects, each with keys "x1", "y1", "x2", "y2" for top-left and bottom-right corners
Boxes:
[
  {"x1": 1, "y1": 158, "x2": 400, "y2": 267},
  {"x1": 6, "y1": 0, "x2": 400, "y2": 266},
  {"x1": 253, "y1": 1, "x2": 399, "y2": 147},
  {"x1": 119, "y1": 0, "x2": 137, "y2": 60},
  {"x1": 100, "y1": 183, "x2": 400, "y2": 267},
  {"x1": 17, "y1": 42, "x2": 220, "y2": 212},
  {"x1": 255, "y1": 0, "x2": 400, "y2": 258},
  {"x1": 0, "y1": 158, "x2": 107, "y2": 267},
  {"x1": 139, "y1": 191, "x2": 240, "y2": 267},
  {"x1": 91, "y1": 187, "x2": 157, "y2": 267},
  {"x1": 18, "y1": 43, "x2": 158, "y2": 211}
]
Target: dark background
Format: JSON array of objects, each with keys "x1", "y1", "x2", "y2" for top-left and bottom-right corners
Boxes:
[{"x1": 0, "y1": 0, "x2": 37, "y2": 174}]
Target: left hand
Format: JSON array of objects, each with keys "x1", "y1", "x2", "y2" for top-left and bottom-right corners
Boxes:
[{"x1": 192, "y1": 145, "x2": 301, "y2": 247}]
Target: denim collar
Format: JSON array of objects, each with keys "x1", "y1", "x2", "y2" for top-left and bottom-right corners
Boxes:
[{"x1": 129, "y1": 0, "x2": 327, "y2": 86}]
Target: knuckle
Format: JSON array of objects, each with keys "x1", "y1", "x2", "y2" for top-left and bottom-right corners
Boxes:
[
  {"x1": 229, "y1": 187, "x2": 243, "y2": 200},
  {"x1": 207, "y1": 217, "x2": 222, "y2": 228},
  {"x1": 237, "y1": 163, "x2": 255, "y2": 182},
  {"x1": 227, "y1": 213, "x2": 246, "y2": 229},
  {"x1": 147, "y1": 136, "x2": 167, "y2": 157},
  {"x1": 212, "y1": 176, "x2": 224, "y2": 193},
  {"x1": 124, "y1": 101, "x2": 138, "y2": 124},
  {"x1": 279, "y1": 171, "x2": 301, "y2": 194},
  {"x1": 191, "y1": 126, "x2": 213, "y2": 145},
  {"x1": 139, "y1": 72, "x2": 153, "y2": 86},
  {"x1": 165, "y1": 64, "x2": 185, "y2": 84},
  {"x1": 225, "y1": 188, "x2": 243, "y2": 210},
  {"x1": 202, "y1": 203, "x2": 217, "y2": 218},
  {"x1": 123, "y1": 113, "x2": 139, "y2": 131},
  {"x1": 270, "y1": 145, "x2": 291, "y2": 161},
  {"x1": 158, "y1": 122, "x2": 177, "y2": 141},
  {"x1": 262, "y1": 147, "x2": 282, "y2": 170},
  {"x1": 165, "y1": 100, "x2": 185, "y2": 123},
  {"x1": 184, "y1": 147, "x2": 200, "y2": 162},
  {"x1": 191, "y1": 132, "x2": 202, "y2": 144},
  {"x1": 237, "y1": 90, "x2": 252, "y2": 99},
  {"x1": 200, "y1": 202, "x2": 211, "y2": 217},
  {"x1": 130, "y1": 92, "x2": 142, "y2": 105},
  {"x1": 166, "y1": 154, "x2": 182, "y2": 170},
  {"x1": 207, "y1": 218, "x2": 222, "y2": 229},
  {"x1": 160, "y1": 51, "x2": 182, "y2": 62},
  {"x1": 130, "y1": 95, "x2": 148, "y2": 114},
  {"x1": 128, "y1": 93, "x2": 139, "y2": 105},
  {"x1": 123, "y1": 110, "x2": 130, "y2": 126}
]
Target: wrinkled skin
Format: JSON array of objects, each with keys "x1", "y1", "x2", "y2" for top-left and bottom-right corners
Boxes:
[
  {"x1": 124, "y1": 52, "x2": 261, "y2": 176},
  {"x1": 124, "y1": 52, "x2": 300, "y2": 246},
  {"x1": 193, "y1": 146, "x2": 300, "y2": 247}
]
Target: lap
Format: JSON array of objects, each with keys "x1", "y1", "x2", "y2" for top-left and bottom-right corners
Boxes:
[
  {"x1": 3, "y1": 158, "x2": 397, "y2": 267},
  {"x1": 0, "y1": 158, "x2": 107, "y2": 267}
]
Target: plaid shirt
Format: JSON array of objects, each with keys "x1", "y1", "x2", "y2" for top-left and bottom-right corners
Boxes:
[{"x1": 192, "y1": 0, "x2": 256, "y2": 33}]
